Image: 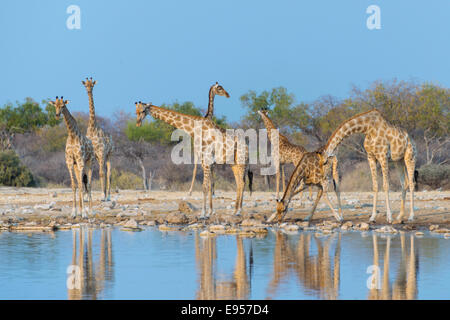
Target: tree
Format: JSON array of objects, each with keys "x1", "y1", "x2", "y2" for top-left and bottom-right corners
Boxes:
[{"x1": 0, "y1": 98, "x2": 60, "y2": 151}]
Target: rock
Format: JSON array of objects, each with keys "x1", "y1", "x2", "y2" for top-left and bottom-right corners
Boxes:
[
  {"x1": 355, "y1": 222, "x2": 370, "y2": 231},
  {"x1": 281, "y1": 224, "x2": 300, "y2": 232},
  {"x1": 241, "y1": 218, "x2": 263, "y2": 227},
  {"x1": 415, "y1": 232, "x2": 424, "y2": 237},
  {"x1": 124, "y1": 219, "x2": 139, "y2": 229},
  {"x1": 242, "y1": 226, "x2": 268, "y2": 234},
  {"x1": 158, "y1": 224, "x2": 180, "y2": 231},
  {"x1": 297, "y1": 222, "x2": 310, "y2": 228},
  {"x1": 121, "y1": 219, "x2": 143, "y2": 231},
  {"x1": 225, "y1": 228, "x2": 240, "y2": 234},
  {"x1": 200, "y1": 230, "x2": 216, "y2": 237},
  {"x1": 165, "y1": 212, "x2": 188, "y2": 225},
  {"x1": 178, "y1": 201, "x2": 195, "y2": 214},
  {"x1": 432, "y1": 228, "x2": 450, "y2": 234},
  {"x1": 341, "y1": 221, "x2": 353, "y2": 231},
  {"x1": 430, "y1": 225, "x2": 440, "y2": 231},
  {"x1": 209, "y1": 225, "x2": 226, "y2": 232},
  {"x1": 444, "y1": 233, "x2": 450, "y2": 239},
  {"x1": 375, "y1": 226, "x2": 398, "y2": 234},
  {"x1": 186, "y1": 223, "x2": 203, "y2": 230},
  {"x1": 238, "y1": 230, "x2": 256, "y2": 237},
  {"x1": 51, "y1": 192, "x2": 57, "y2": 198}
]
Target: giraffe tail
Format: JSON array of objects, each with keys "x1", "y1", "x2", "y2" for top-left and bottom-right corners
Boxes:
[
  {"x1": 247, "y1": 169, "x2": 253, "y2": 196},
  {"x1": 83, "y1": 174, "x2": 88, "y2": 193},
  {"x1": 414, "y1": 169, "x2": 419, "y2": 191}
]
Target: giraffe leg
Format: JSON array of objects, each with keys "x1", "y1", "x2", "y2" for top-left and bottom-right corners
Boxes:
[
  {"x1": 201, "y1": 164, "x2": 212, "y2": 218},
  {"x1": 405, "y1": 150, "x2": 416, "y2": 221},
  {"x1": 308, "y1": 186, "x2": 313, "y2": 201},
  {"x1": 68, "y1": 163, "x2": 77, "y2": 218},
  {"x1": 395, "y1": 162, "x2": 407, "y2": 223},
  {"x1": 332, "y1": 157, "x2": 343, "y2": 221},
  {"x1": 231, "y1": 165, "x2": 245, "y2": 216},
  {"x1": 75, "y1": 165, "x2": 86, "y2": 219},
  {"x1": 106, "y1": 157, "x2": 112, "y2": 201},
  {"x1": 322, "y1": 182, "x2": 342, "y2": 222},
  {"x1": 276, "y1": 163, "x2": 281, "y2": 199},
  {"x1": 379, "y1": 156, "x2": 392, "y2": 223},
  {"x1": 86, "y1": 161, "x2": 93, "y2": 217},
  {"x1": 368, "y1": 155, "x2": 379, "y2": 223},
  {"x1": 188, "y1": 163, "x2": 197, "y2": 196},
  {"x1": 211, "y1": 166, "x2": 216, "y2": 198},
  {"x1": 99, "y1": 157, "x2": 107, "y2": 201},
  {"x1": 304, "y1": 187, "x2": 323, "y2": 222},
  {"x1": 281, "y1": 164, "x2": 286, "y2": 194}
]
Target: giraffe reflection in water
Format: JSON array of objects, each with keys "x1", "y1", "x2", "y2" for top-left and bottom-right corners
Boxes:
[
  {"x1": 195, "y1": 234, "x2": 251, "y2": 300},
  {"x1": 368, "y1": 232, "x2": 418, "y2": 300},
  {"x1": 267, "y1": 232, "x2": 341, "y2": 299},
  {"x1": 67, "y1": 227, "x2": 114, "y2": 300}
]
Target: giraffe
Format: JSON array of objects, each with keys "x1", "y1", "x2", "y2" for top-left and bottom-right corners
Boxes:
[
  {"x1": 268, "y1": 147, "x2": 342, "y2": 223},
  {"x1": 82, "y1": 77, "x2": 114, "y2": 201},
  {"x1": 257, "y1": 109, "x2": 313, "y2": 200},
  {"x1": 322, "y1": 109, "x2": 417, "y2": 223},
  {"x1": 188, "y1": 82, "x2": 230, "y2": 196},
  {"x1": 48, "y1": 97, "x2": 94, "y2": 218},
  {"x1": 135, "y1": 102, "x2": 251, "y2": 217}
]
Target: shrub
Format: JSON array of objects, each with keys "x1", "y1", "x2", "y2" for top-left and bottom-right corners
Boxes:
[
  {"x1": 417, "y1": 165, "x2": 450, "y2": 190},
  {"x1": 0, "y1": 150, "x2": 35, "y2": 187}
]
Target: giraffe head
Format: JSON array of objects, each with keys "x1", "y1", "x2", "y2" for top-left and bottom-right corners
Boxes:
[
  {"x1": 257, "y1": 107, "x2": 270, "y2": 117},
  {"x1": 135, "y1": 101, "x2": 152, "y2": 127},
  {"x1": 82, "y1": 77, "x2": 97, "y2": 92},
  {"x1": 211, "y1": 82, "x2": 230, "y2": 98},
  {"x1": 48, "y1": 96, "x2": 69, "y2": 120}
]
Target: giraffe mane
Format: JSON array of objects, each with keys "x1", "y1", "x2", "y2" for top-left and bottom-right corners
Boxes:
[{"x1": 323, "y1": 108, "x2": 382, "y2": 153}]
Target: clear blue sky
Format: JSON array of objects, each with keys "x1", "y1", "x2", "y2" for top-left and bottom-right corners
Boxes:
[{"x1": 0, "y1": 0, "x2": 448, "y2": 122}]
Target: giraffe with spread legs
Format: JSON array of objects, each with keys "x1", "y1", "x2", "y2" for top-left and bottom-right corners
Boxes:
[
  {"x1": 268, "y1": 147, "x2": 342, "y2": 223},
  {"x1": 258, "y1": 109, "x2": 313, "y2": 200},
  {"x1": 82, "y1": 77, "x2": 114, "y2": 201},
  {"x1": 322, "y1": 108, "x2": 417, "y2": 223},
  {"x1": 188, "y1": 82, "x2": 230, "y2": 196},
  {"x1": 135, "y1": 102, "x2": 252, "y2": 217},
  {"x1": 49, "y1": 97, "x2": 94, "y2": 218}
]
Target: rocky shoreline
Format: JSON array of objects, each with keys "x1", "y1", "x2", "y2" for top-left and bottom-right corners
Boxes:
[{"x1": 0, "y1": 188, "x2": 449, "y2": 238}]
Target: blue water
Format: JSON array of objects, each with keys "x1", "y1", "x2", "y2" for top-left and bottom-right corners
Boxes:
[{"x1": 0, "y1": 227, "x2": 449, "y2": 300}]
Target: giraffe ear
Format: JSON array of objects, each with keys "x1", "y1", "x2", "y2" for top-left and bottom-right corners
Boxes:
[
  {"x1": 82, "y1": 81, "x2": 85, "y2": 85},
  {"x1": 64, "y1": 100, "x2": 70, "y2": 105},
  {"x1": 93, "y1": 81, "x2": 97, "y2": 85},
  {"x1": 48, "y1": 101, "x2": 55, "y2": 106}
]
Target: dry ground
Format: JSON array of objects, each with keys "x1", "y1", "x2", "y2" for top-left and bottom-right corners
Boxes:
[{"x1": 0, "y1": 187, "x2": 448, "y2": 233}]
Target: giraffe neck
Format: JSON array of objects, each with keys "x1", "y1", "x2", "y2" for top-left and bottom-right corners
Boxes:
[
  {"x1": 259, "y1": 112, "x2": 278, "y2": 141},
  {"x1": 87, "y1": 90, "x2": 97, "y2": 131},
  {"x1": 61, "y1": 107, "x2": 82, "y2": 140},
  {"x1": 324, "y1": 109, "x2": 381, "y2": 157},
  {"x1": 204, "y1": 87, "x2": 215, "y2": 120},
  {"x1": 149, "y1": 105, "x2": 200, "y2": 137}
]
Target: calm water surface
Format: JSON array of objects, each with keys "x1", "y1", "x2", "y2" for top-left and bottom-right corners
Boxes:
[{"x1": 0, "y1": 227, "x2": 449, "y2": 299}]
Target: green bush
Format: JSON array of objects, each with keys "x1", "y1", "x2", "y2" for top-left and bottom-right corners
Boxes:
[
  {"x1": 0, "y1": 151, "x2": 35, "y2": 187},
  {"x1": 111, "y1": 169, "x2": 142, "y2": 190}
]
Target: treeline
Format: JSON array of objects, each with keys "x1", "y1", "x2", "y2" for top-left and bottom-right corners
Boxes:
[{"x1": 0, "y1": 79, "x2": 449, "y2": 191}]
